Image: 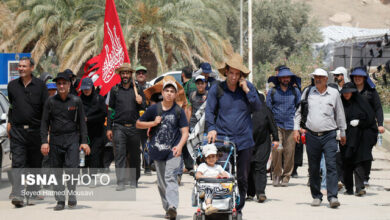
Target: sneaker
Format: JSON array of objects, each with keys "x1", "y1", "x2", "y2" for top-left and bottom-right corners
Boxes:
[
  {"x1": 291, "y1": 172, "x2": 298, "y2": 178},
  {"x1": 188, "y1": 169, "x2": 196, "y2": 177},
  {"x1": 29, "y1": 194, "x2": 44, "y2": 200},
  {"x1": 11, "y1": 197, "x2": 24, "y2": 208},
  {"x1": 116, "y1": 184, "x2": 125, "y2": 191},
  {"x1": 281, "y1": 180, "x2": 288, "y2": 187},
  {"x1": 338, "y1": 182, "x2": 344, "y2": 191},
  {"x1": 245, "y1": 196, "x2": 254, "y2": 201},
  {"x1": 167, "y1": 206, "x2": 177, "y2": 219},
  {"x1": 205, "y1": 205, "x2": 218, "y2": 215},
  {"x1": 257, "y1": 194, "x2": 267, "y2": 203},
  {"x1": 355, "y1": 189, "x2": 366, "y2": 197},
  {"x1": 344, "y1": 190, "x2": 353, "y2": 195},
  {"x1": 129, "y1": 181, "x2": 138, "y2": 189},
  {"x1": 68, "y1": 200, "x2": 77, "y2": 208},
  {"x1": 144, "y1": 168, "x2": 152, "y2": 176},
  {"x1": 272, "y1": 176, "x2": 281, "y2": 187},
  {"x1": 53, "y1": 202, "x2": 65, "y2": 211},
  {"x1": 311, "y1": 198, "x2": 321, "y2": 207},
  {"x1": 329, "y1": 197, "x2": 340, "y2": 208}
]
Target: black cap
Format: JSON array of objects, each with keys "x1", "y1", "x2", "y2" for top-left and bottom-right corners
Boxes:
[
  {"x1": 340, "y1": 82, "x2": 357, "y2": 94},
  {"x1": 64, "y1": 69, "x2": 76, "y2": 77},
  {"x1": 53, "y1": 72, "x2": 71, "y2": 82}
]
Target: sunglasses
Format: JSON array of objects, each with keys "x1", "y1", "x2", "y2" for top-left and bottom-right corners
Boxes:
[{"x1": 136, "y1": 71, "x2": 147, "y2": 75}]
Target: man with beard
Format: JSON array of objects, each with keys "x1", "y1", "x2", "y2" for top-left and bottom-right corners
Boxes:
[
  {"x1": 80, "y1": 78, "x2": 107, "y2": 183},
  {"x1": 107, "y1": 63, "x2": 145, "y2": 191},
  {"x1": 266, "y1": 67, "x2": 301, "y2": 187},
  {"x1": 294, "y1": 68, "x2": 346, "y2": 208},
  {"x1": 205, "y1": 53, "x2": 262, "y2": 215},
  {"x1": 330, "y1": 67, "x2": 350, "y2": 91}
]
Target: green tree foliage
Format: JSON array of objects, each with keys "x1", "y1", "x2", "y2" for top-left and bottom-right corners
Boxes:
[
  {"x1": 251, "y1": 0, "x2": 321, "y2": 64},
  {"x1": 0, "y1": 0, "x2": 235, "y2": 79}
]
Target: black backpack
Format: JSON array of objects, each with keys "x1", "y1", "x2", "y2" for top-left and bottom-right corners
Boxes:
[{"x1": 300, "y1": 86, "x2": 314, "y2": 129}]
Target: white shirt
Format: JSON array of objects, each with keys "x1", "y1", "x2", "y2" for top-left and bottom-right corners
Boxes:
[{"x1": 197, "y1": 163, "x2": 225, "y2": 177}]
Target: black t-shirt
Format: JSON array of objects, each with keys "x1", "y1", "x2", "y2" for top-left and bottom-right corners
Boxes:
[
  {"x1": 7, "y1": 76, "x2": 48, "y2": 127},
  {"x1": 139, "y1": 103, "x2": 188, "y2": 161}
]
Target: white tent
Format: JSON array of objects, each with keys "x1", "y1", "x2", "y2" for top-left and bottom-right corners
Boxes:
[{"x1": 314, "y1": 26, "x2": 390, "y2": 69}]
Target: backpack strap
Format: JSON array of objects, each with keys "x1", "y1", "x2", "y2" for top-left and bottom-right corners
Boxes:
[
  {"x1": 156, "y1": 101, "x2": 163, "y2": 116},
  {"x1": 174, "y1": 104, "x2": 181, "y2": 122},
  {"x1": 270, "y1": 87, "x2": 276, "y2": 106}
]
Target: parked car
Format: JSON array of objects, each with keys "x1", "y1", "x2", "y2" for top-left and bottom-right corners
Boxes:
[
  {"x1": 148, "y1": 71, "x2": 182, "y2": 85},
  {"x1": 0, "y1": 91, "x2": 11, "y2": 184},
  {"x1": 148, "y1": 70, "x2": 221, "y2": 86}
]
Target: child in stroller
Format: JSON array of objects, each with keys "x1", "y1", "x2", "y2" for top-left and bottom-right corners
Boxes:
[{"x1": 195, "y1": 144, "x2": 230, "y2": 215}]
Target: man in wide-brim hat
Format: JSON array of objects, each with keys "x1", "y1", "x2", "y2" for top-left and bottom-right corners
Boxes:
[
  {"x1": 206, "y1": 53, "x2": 262, "y2": 214},
  {"x1": 115, "y1": 62, "x2": 135, "y2": 74},
  {"x1": 266, "y1": 67, "x2": 301, "y2": 187}
]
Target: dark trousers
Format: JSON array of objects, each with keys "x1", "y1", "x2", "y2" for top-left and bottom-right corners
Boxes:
[
  {"x1": 343, "y1": 161, "x2": 365, "y2": 193},
  {"x1": 103, "y1": 146, "x2": 114, "y2": 168},
  {"x1": 362, "y1": 160, "x2": 372, "y2": 182},
  {"x1": 113, "y1": 125, "x2": 140, "y2": 185},
  {"x1": 83, "y1": 135, "x2": 104, "y2": 176},
  {"x1": 336, "y1": 151, "x2": 344, "y2": 183},
  {"x1": 306, "y1": 131, "x2": 338, "y2": 201},
  {"x1": 10, "y1": 127, "x2": 42, "y2": 198},
  {"x1": 235, "y1": 148, "x2": 252, "y2": 211},
  {"x1": 248, "y1": 144, "x2": 271, "y2": 197},
  {"x1": 182, "y1": 144, "x2": 194, "y2": 170},
  {"x1": 50, "y1": 134, "x2": 80, "y2": 203}
]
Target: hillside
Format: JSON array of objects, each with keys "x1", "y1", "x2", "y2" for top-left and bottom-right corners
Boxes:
[{"x1": 292, "y1": 0, "x2": 390, "y2": 28}]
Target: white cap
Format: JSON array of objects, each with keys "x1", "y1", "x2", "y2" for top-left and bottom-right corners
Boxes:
[
  {"x1": 163, "y1": 80, "x2": 178, "y2": 91},
  {"x1": 195, "y1": 75, "x2": 206, "y2": 82},
  {"x1": 202, "y1": 144, "x2": 217, "y2": 158},
  {"x1": 330, "y1": 67, "x2": 347, "y2": 75},
  {"x1": 310, "y1": 68, "x2": 328, "y2": 77},
  {"x1": 330, "y1": 66, "x2": 350, "y2": 83}
]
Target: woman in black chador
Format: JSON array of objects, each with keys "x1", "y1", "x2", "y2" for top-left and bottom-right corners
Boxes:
[{"x1": 340, "y1": 82, "x2": 378, "y2": 196}]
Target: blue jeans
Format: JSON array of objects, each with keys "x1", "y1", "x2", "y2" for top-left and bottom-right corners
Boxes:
[{"x1": 306, "y1": 130, "x2": 338, "y2": 201}]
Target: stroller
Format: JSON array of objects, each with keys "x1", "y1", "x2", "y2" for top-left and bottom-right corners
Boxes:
[{"x1": 191, "y1": 139, "x2": 242, "y2": 220}]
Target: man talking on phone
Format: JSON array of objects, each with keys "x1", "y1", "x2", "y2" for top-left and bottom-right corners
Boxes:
[{"x1": 205, "y1": 53, "x2": 262, "y2": 215}]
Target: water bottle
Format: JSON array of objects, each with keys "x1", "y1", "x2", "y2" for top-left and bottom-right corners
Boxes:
[
  {"x1": 79, "y1": 149, "x2": 85, "y2": 167},
  {"x1": 301, "y1": 133, "x2": 306, "y2": 144},
  {"x1": 224, "y1": 136, "x2": 230, "y2": 147},
  {"x1": 378, "y1": 133, "x2": 383, "y2": 147},
  {"x1": 203, "y1": 133, "x2": 208, "y2": 145}
]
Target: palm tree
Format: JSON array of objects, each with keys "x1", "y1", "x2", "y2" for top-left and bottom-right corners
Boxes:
[
  {"x1": 1, "y1": 0, "x2": 236, "y2": 78},
  {"x1": 120, "y1": 0, "x2": 234, "y2": 78}
]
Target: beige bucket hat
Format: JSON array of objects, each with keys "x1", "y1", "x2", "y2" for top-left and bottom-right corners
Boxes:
[{"x1": 218, "y1": 53, "x2": 251, "y2": 77}]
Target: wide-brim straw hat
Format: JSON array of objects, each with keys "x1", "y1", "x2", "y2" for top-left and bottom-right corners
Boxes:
[
  {"x1": 143, "y1": 75, "x2": 186, "y2": 107},
  {"x1": 218, "y1": 53, "x2": 251, "y2": 77},
  {"x1": 115, "y1": 63, "x2": 135, "y2": 74}
]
